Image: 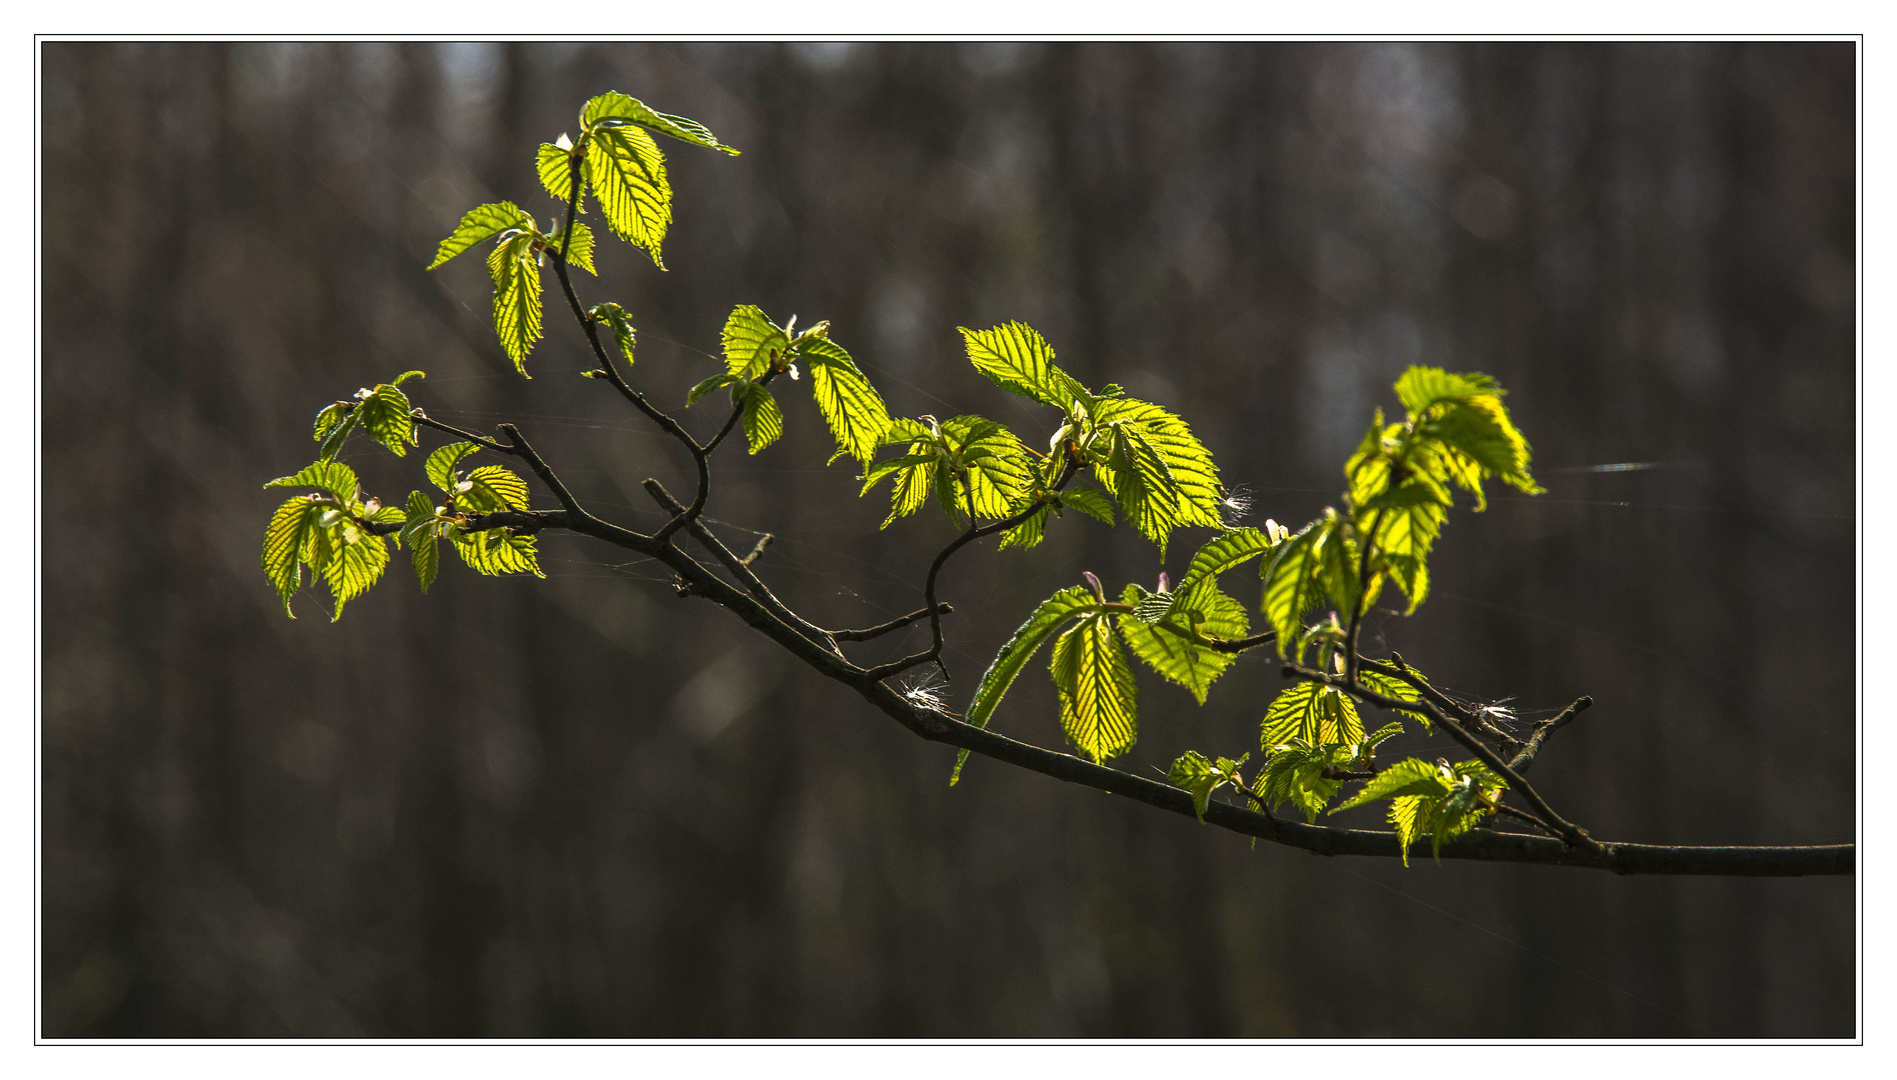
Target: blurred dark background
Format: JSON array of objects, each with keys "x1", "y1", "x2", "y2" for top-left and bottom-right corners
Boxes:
[{"x1": 40, "y1": 41, "x2": 1856, "y2": 1037}]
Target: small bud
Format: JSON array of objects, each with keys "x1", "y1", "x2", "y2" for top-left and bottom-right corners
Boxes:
[
  {"x1": 455, "y1": 480, "x2": 473, "y2": 494},
  {"x1": 787, "y1": 363, "x2": 800, "y2": 381},
  {"x1": 318, "y1": 509, "x2": 343, "y2": 527},
  {"x1": 362, "y1": 498, "x2": 381, "y2": 515},
  {"x1": 554, "y1": 132, "x2": 574, "y2": 152}
]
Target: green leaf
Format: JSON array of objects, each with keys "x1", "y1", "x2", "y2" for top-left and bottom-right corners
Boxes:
[
  {"x1": 1358, "y1": 478, "x2": 1449, "y2": 613},
  {"x1": 942, "y1": 416, "x2": 1036, "y2": 520},
  {"x1": 459, "y1": 464, "x2": 530, "y2": 515},
  {"x1": 487, "y1": 231, "x2": 543, "y2": 375},
  {"x1": 1332, "y1": 758, "x2": 1453, "y2": 813},
  {"x1": 722, "y1": 305, "x2": 789, "y2": 380},
  {"x1": 1261, "y1": 680, "x2": 1363, "y2": 749},
  {"x1": 312, "y1": 403, "x2": 359, "y2": 462},
  {"x1": 320, "y1": 518, "x2": 390, "y2": 621},
  {"x1": 550, "y1": 220, "x2": 597, "y2": 275},
  {"x1": 1344, "y1": 409, "x2": 1402, "y2": 509},
  {"x1": 799, "y1": 335, "x2": 892, "y2": 467},
  {"x1": 1424, "y1": 395, "x2": 1542, "y2": 496},
  {"x1": 403, "y1": 490, "x2": 439, "y2": 592},
  {"x1": 591, "y1": 302, "x2": 636, "y2": 365},
  {"x1": 266, "y1": 460, "x2": 358, "y2": 503},
  {"x1": 262, "y1": 496, "x2": 323, "y2": 617},
  {"x1": 1099, "y1": 421, "x2": 1183, "y2": 550},
  {"x1": 356, "y1": 381, "x2": 420, "y2": 457},
  {"x1": 997, "y1": 505, "x2": 1049, "y2": 551},
  {"x1": 948, "y1": 580, "x2": 1100, "y2": 782},
  {"x1": 427, "y1": 201, "x2": 532, "y2": 270},
  {"x1": 1357, "y1": 668, "x2": 1433, "y2": 730},
  {"x1": 1314, "y1": 511, "x2": 1366, "y2": 621},
  {"x1": 451, "y1": 526, "x2": 543, "y2": 577},
  {"x1": 537, "y1": 141, "x2": 585, "y2": 210},
  {"x1": 954, "y1": 585, "x2": 1099, "y2": 783},
  {"x1": 1259, "y1": 513, "x2": 1336, "y2": 658},
  {"x1": 738, "y1": 384, "x2": 783, "y2": 454},
  {"x1": 1049, "y1": 614, "x2": 1138, "y2": 764},
  {"x1": 1057, "y1": 488, "x2": 1116, "y2": 526},
  {"x1": 1115, "y1": 582, "x2": 1247, "y2": 705},
  {"x1": 1394, "y1": 367, "x2": 1500, "y2": 417},
  {"x1": 583, "y1": 122, "x2": 670, "y2": 267},
  {"x1": 1178, "y1": 526, "x2": 1280, "y2": 593},
  {"x1": 1389, "y1": 795, "x2": 1427, "y2": 867},
  {"x1": 958, "y1": 322, "x2": 1086, "y2": 410},
  {"x1": 878, "y1": 418, "x2": 935, "y2": 446},
  {"x1": 1168, "y1": 750, "x2": 1224, "y2": 823},
  {"x1": 580, "y1": 91, "x2": 740, "y2": 155},
  {"x1": 1091, "y1": 398, "x2": 1225, "y2": 553},
  {"x1": 426, "y1": 442, "x2": 482, "y2": 494},
  {"x1": 687, "y1": 374, "x2": 740, "y2": 407},
  {"x1": 1252, "y1": 742, "x2": 1345, "y2": 824}
]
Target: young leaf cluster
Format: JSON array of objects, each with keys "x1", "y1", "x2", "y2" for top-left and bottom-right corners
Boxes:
[
  {"x1": 688, "y1": 306, "x2": 892, "y2": 465},
  {"x1": 1332, "y1": 757, "x2": 1509, "y2": 865},
  {"x1": 432, "y1": 92, "x2": 736, "y2": 375},
  {"x1": 261, "y1": 461, "x2": 402, "y2": 621}
]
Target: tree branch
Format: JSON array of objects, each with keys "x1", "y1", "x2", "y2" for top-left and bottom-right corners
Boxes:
[
  {"x1": 642, "y1": 477, "x2": 837, "y2": 651},
  {"x1": 862, "y1": 459, "x2": 1079, "y2": 683},
  {"x1": 833, "y1": 604, "x2": 953, "y2": 642},
  {"x1": 1509, "y1": 695, "x2": 1593, "y2": 775},
  {"x1": 1286, "y1": 662, "x2": 1609, "y2": 861}
]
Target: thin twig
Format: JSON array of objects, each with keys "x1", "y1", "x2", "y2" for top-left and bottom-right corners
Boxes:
[
  {"x1": 1287, "y1": 662, "x2": 1609, "y2": 861},
  {"x1": 834, "y1": 604, "x2": 953, "y2": 642},
  {"x1": 1508, "y1": 696, "x2": 1593, "y2": 775},
  {"x1": 642, "y1": 478, "x2": 836, "y2": 650},
  {"x1": 861, "y1": 459, "x2": 1078, "y2": 682},
  {"x1": 411, "y1": 412, "x2": 514, "y2": 453}
]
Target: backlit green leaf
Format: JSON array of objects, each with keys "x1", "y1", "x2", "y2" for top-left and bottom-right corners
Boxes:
[
  {"x1": 461, "y1": 464, "x2": 530, "y2": 515},
  {"x1": 1049, "y1": 614, "x2": 1138, "y2": 764},
  {"x1": 262, "y1": 496, "x2": 323, "y2": 617},
  {"x1": 1259, "y1": 513, "x2": 1336, "y2": 658},
  {"x1": 1261, "y1": 680, "x2": 1363, "y2": 749},
  {"x1": 739, "y1": 384, "x2": 784, "y2": 454},
  {"x1": 266, "y1": 460, "x2": 358, "y2": 503},
  {"x1": 1253, "y1": 741, "x2": 1346, "y2": 824},
  {"x1": 997, "y1": 505, "x2": 1049, "y2": 551},
  {"x1": 1178, "y1": 526, "x2": 1280, "y2": 593},
  {"x1": 487, "y1": 231, "x2": 543, "y2": 375},
  {"x1": 537, "y1": 141, "x2": 585, "y2": 210},
  {"x1": 581, "y1": 91, "x2": 740, "y2": 155},
  {"x1": 591, "y1": 302, "x2": 635, "y2": 365},
  {"x1": 404, "y1": 490, "x2": 439, "y2": 592},
  {"x1": 428, "y1": 202, "x2": 531, "y2": 270},
  {"x1": 550, "y1": 220, "x2": 597, "y2": 275},
  {"x1": 799, "y1": 335, "x2": 892, "y2": 467},
  {"x1": 954, "y1": 585, "x2": 1099, "y2": 784},
  {"x1": 583, "y1": 122, "x2": 670, "y2": 266},
  {"x1": 1332, "y1": 757, "x2": 1452, "y2": 812},
  {"x1": 1092, "y1": 398, "x2": 1225, "y2": 553},
  {"x1": 958, "y1": 321, "x2": 1086, "y2": 410},
  {"x1": 356, "y1": 381, "x2": 419, "y2": 457},
  {"x1": 451, "y1": 526, "x2": 543, "y2": 577},
  {"x1": 321, "y1": 519, "x2": 389, "y2": 621},
  {"x1": 1116, "y1": 581, "x2": 1247, "y2": 705},
  {"x1": 722, "y1": 305, "x2": 789, "y2": 379},
  {"x1": 1058, "y1": 488, "x2": 1116, "y2": 527},
  {"x1": 426, "y1": 442, "x2": 481, "y2": 494},
  {"x1": 687, "y1": 374, "x2": 739, "y2": 407}
]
